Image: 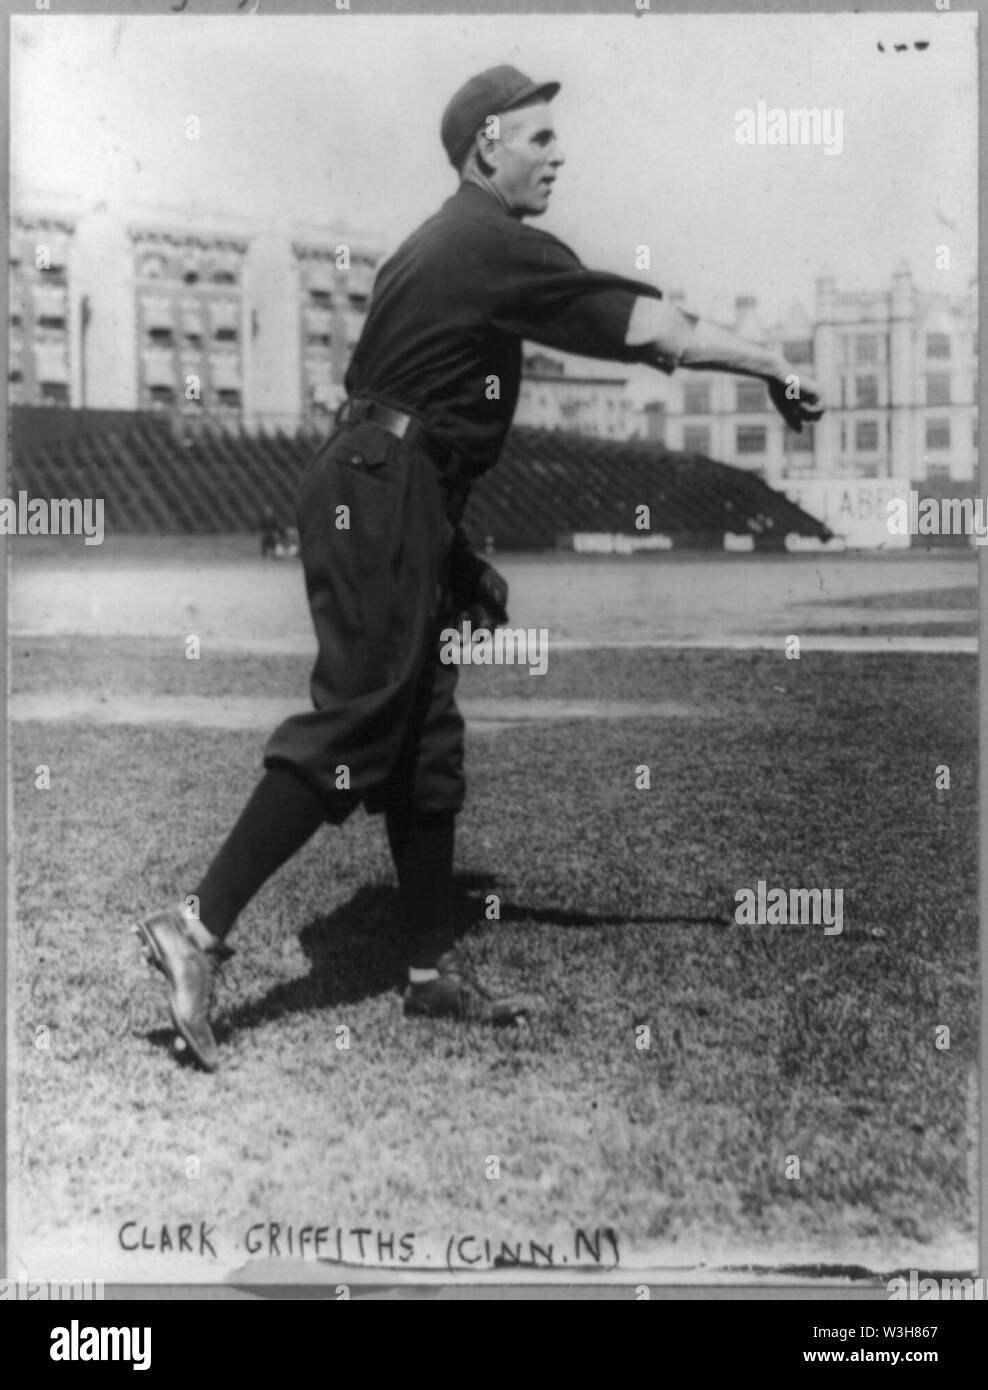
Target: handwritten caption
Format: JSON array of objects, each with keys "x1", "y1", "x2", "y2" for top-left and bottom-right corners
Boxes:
[{"x1": 119, "y1": 1221, "x2": 619, "y2": 1273}]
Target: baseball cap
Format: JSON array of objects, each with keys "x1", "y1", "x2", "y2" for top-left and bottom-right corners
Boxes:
[{"x1": 440, "y1": 65, "x2": 561, "y2": 169}]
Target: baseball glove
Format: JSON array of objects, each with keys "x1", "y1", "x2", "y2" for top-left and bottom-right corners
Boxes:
[{"x1": 448, "y1": 527, "x2": 509, "y2": 633}]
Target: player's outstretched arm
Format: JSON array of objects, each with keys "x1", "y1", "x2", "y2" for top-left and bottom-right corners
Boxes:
[{"x1": 625, "y1": 297, "x2": 825, "y2": 432}]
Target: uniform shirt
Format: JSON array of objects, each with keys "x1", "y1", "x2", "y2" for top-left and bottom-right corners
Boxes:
[{"x1": 345, "y1": 180, "x2": 681, "y2": 478}]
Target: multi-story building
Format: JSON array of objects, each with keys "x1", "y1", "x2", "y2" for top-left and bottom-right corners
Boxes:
[
  {"x1": 243, "y1": 225, "x2": 381, "y2": 435},
  {"x1": 129, "y1": 226, "x2": 250, "y2": 428},
  {"x1": 514, "y1": 350, "x2": 635, "y2": 439},
  {"x1": 662, "y1": 267, "x2": 978, "y2": 485},
  {"x1": 9, "y1": 211, "x2": 76, "y2": 408},
  {"x1": 293, "y1": 239, "x2": 378, "y2": 429},
  {"x1": 12, "y1": 198, "x2": 381, "y2": 435}
]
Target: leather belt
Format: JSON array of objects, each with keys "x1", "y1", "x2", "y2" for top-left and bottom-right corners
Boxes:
[
  {"x1": 335, "y1": 396, "x2": 414, "y2": 439},
  {"x1": 335, "y1": 395, "x2": 461, "y2": 481}
]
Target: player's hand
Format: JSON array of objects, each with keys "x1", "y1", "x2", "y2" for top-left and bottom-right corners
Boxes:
[
  {"x1": 465, "y1": 565, "x2": 509, "y2": 634},
  {"x1": 767, "y1": 365, "x2": 825, "y2": 434}
]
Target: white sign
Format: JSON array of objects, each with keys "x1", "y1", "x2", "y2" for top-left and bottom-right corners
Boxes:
[
  {"x1": 782, "y1": 477, "x2": 912, "y2": 550},
  {"x1": 572, "y1": 533, "x2": 674, "y2": 553}
]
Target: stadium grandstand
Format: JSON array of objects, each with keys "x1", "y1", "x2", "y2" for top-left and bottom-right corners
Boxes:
[{"x1": 9, "y1": 406, "x2": 833, "y2": 550}]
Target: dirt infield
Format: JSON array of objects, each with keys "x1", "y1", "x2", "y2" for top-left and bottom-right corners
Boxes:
[
  {"x1": 10, "y1": 535, "x2": 978, "y2": 650},
  {"x1": 10, "y1": 691, "x2": 710, "y2": 730}
]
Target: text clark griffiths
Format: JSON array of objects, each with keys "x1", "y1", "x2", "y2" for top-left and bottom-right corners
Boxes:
[{"x1": 117, "y1": 1221, "x2": 620, "y2": 1270}]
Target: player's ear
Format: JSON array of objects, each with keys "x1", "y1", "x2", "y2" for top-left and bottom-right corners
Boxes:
[{"x1": 474, "y1": 127, "x2": 500, "y2": 175}]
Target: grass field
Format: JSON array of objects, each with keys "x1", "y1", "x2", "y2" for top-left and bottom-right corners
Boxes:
[{"x1": 10, "y1": 622, "x2": 978, "y2": 1281}]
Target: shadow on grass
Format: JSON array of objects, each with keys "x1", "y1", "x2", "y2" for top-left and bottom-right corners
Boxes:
[{"x1": 196, "y1": 872, "x2": 729, "y2": 1043}]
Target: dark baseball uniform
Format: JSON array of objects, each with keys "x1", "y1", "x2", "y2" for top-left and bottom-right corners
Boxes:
[{"x1": 263, "y1": 180, "x2": 679, "y2": 820}]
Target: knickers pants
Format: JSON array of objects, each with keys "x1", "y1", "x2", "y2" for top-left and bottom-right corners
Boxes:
[{"x1": 263, "y1": 418, "x2": 466, "y2": 822}]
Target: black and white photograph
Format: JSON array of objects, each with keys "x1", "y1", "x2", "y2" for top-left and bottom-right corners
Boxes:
[{"x1": 5, "y1": 1, "x2": 982, "y2": 1303}]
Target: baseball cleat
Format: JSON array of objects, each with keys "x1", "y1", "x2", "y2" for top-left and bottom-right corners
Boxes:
[
  {"x1": 403, "y1": 950, "x2": 535, "y2": 1026},
  {"x1": 135, "y1": 906, "x2": 233, "y2": 1072}
]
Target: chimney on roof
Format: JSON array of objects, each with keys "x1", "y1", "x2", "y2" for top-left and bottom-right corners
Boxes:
[
  {"x1": 891, "y1": 259, "x2": 914, "y2": 317},
  {"x1": 815, "y1": 270, "x2": 837, "y2": 318},
  {"x1": 734, "y1": 295, "x2": 762, "y2": 336}
]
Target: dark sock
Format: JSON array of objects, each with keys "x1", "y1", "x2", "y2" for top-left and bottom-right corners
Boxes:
[
  {"x1": 386, "y1": 810, "x2": 455, "y2": 969},
  {"x1": 193, "y1": 769, "x2": 327, "y2": 938}
]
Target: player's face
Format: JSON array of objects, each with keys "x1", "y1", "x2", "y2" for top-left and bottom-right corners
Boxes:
[{"x1": 488, "y1": 101, "x2": 565, "y2": 217}]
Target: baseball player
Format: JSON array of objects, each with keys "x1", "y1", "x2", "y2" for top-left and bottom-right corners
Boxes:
[{"x1": 138, "y1": 65, "x2": 824, "y2": 1071}]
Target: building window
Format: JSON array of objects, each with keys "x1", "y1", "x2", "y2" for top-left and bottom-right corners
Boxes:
[
  {"x1": 855, "y1": 334, "x2": 879, "y2": 364},
  {"x1": 683, "y1": 426, "x2": 711, "y2": 454},
  {"x1": 307, "y1": 333, "x2": 332, "y2": 349},
  {"x1": 925, "y1": 419, "x2": 951, "y2": 449},
  {"x1": 926, "y1": 332, "x2": 951, "y2": 359},
  {"x1": 148, "y1": 326, "x2": 173, "y2": 346},
  {"x1": 9, "y1": 369, "x2": 23, "y2": 383},
  {"x1": 10, "y1": 312, "x2": 21, "y2": 328},
  {"x1": 309, "y1": 289, "x2": 332, "y2": 307},
  {"x1": 856, "y1": 375, "x2": 878, "y2": 408},
  {"x1": 783, "y1": 339, "x2": 814, "y2": 365},
  {"x1": 736, "y1": 380, "x2": 767, "y2": 412},
  {"x1": 38, "y1": 315, "x2": 66, "y2": 330},
  {"x1": 183, "y1": 270, "x2": 199, "y2": 285},
  {"x1": 39, "y1": 382, "x2": 70, "y2": 405},
  {"x1": 926, "y1": 373, "x2": 951, "y2": 406},
  {"x1": 736, "y1": 425, "x2": 767, "y2": 454},
  {"x1": 212, "y1": 270, "x2": 237, "y2": 285},
  {"x1": 683, "y1": 382, "x2": 710, "y2": 414},
  {"x1": 785, "y1": 423, "x2": 815, "y2": 453},
  {"x1": 214, "y1": 326, "x2": 238, "y2": 343},
  {"x1": 217, "y1": 388, "x2": 241, "y2": 408},
  {"x1": 855, "y1": 420, "x2": 879, "y2": 451},
  {"x1": 927, "y1": 460, "x2": 951, "y2": 481},
  {"x1": 184, "y1": 332, "x2": 203, "y2": 348}
]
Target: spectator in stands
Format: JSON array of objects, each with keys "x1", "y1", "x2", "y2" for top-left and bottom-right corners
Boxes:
[{"x1": 260, "y1": 509, "x2": 280, "y2": 558}]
